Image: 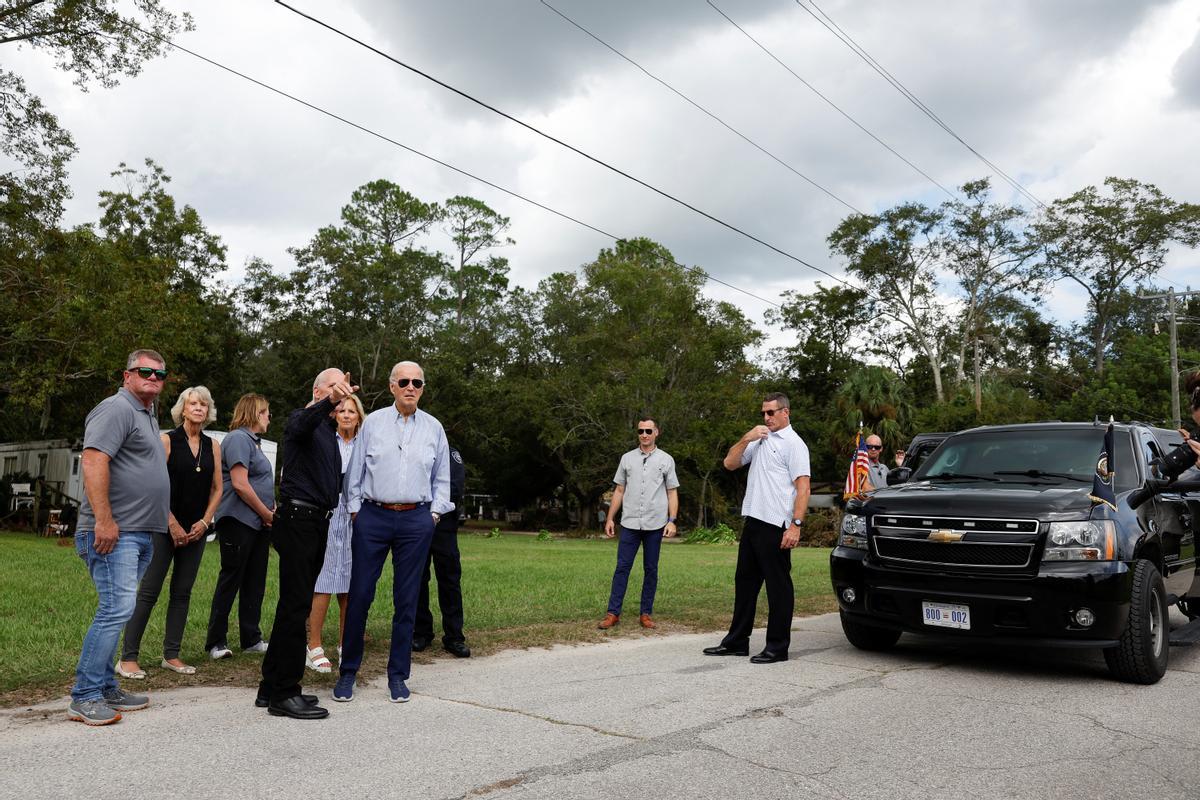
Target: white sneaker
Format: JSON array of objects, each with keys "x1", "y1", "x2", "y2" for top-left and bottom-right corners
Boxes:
[
  {"x1": 243, "y1": 640, "x2": 269, "y2": 654},
  {"x1": 209, "y1": 646, "x2": 233, "y2": 660}
]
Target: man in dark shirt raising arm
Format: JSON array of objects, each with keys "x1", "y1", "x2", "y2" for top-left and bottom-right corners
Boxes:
[{"x1": 258, "y1": 368, "x2": 358, "y2": 719}]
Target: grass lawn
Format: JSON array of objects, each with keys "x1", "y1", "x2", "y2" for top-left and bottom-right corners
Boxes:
[{"x1": 0, "y1": 531, "x2": 836, "y2": 706}]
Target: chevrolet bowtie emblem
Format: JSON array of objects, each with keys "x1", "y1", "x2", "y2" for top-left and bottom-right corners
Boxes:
[{"x1": 928, "y1": 529, "x2": 964, "y2": 542}]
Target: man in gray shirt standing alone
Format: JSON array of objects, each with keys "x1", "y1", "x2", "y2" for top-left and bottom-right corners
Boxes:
[
  {"x1": 598, "y1": 418, "x2": 680, "y2": 630},
  {"x1": 68, "y1": 349, "x2": 172, "y2": 725}
]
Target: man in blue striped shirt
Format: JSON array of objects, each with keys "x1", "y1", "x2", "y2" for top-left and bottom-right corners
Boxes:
[{"x1": 335, "y1": 361, "x2": 452, "y2": 704}]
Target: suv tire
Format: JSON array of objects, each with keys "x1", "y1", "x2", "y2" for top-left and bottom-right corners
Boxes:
[
  {"x1": 840, "y1": 611, "x2": 902, "y2": 651},
  {"x1": 1103, "y1": 559, "x2": 1169, "y2": 684}
]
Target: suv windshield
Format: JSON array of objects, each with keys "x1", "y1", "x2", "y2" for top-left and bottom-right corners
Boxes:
[{"x1": 914, "y1": 428, "x2": 1135, "y2": 490}]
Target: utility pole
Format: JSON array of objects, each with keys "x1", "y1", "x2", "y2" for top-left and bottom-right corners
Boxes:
[{"x1": 1143, "y1": 286, "x2": 1200, "y2": 430}]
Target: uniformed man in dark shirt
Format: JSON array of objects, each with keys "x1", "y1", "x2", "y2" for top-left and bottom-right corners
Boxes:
[
  {"x1": 413, "y1": 444, "x2": 470, "y2": 658},
  {"x1": 258, "y1": 368, "x2": 357, "y2": 719}
]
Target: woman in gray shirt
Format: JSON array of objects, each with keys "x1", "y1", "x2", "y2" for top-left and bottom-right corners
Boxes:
[{"x1": 204, "y1": 393, "x2": 276, "y2": 660}]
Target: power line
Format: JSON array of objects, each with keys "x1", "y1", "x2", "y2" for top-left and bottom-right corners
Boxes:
[
  {"x1": 272, "y1": 0, "x2": 860, "y2": 294},
  {"x1": 538, "y1": 0, "x2": 865, "y2": 214},
  {"x1": 699, "y1": 0, "x2": 957, "y2": 201},
  {"x1": 793, "y1": 0, "x2": 1046, "y2": 209},
  {"x1": 114, "y1": 20, "x2": 785, "y2": 309}
]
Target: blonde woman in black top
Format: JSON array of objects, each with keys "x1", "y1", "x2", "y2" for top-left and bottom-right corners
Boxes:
[{"x1": 118, "y1": 386, "x2": 222, "y2": 678}]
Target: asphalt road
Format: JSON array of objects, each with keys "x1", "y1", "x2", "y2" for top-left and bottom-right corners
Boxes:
[{"x1": 4, "y1": 611, "x2": 1200, "y2": 800}]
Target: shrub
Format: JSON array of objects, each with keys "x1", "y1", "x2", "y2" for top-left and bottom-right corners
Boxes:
[
  {"x1": 684, "y1": 523, "x2": 738, "y2": 545},
  {"x1": 798, "y1": 508, "x2": 840, "y2": 547},
  {"x1": 536, "y1": 529, "x2": 554, "y2": 542}
]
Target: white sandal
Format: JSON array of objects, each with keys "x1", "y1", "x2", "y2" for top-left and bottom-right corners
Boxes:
[
  {"x1": 160, "y1": 659, "x2": 197, "y2": 675},
  {"x1": 306, "y1": 646, "x2": 332, "y2": 673}
]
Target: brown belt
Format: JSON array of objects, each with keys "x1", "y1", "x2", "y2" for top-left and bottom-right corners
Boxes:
[{"x1": 367, "y1": 499, "x2": 422, "y2": 512}]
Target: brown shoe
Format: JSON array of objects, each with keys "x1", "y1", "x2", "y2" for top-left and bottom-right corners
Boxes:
[
  {"x1": 640, "y1": 614, "x2": 656, "y2": 629},
  {"x1": 598, "y1": 613, "x2": 619, "y2": 630}
]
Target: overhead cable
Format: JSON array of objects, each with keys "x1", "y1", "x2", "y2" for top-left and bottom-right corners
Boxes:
[
  {"x1": 794, "y1": 0, "x2": 1046, "y2": 209},
  {"x1": 116, "y1": 19, "x2": 786, "y2": 309},
  {"x1": 699, "y1": 0, "x2": 956, "y2": 201},
  {"x1": 273, "y1": 0, "x2": 860, "y2": 294},
  {"x1": 538, "y1": 0, "x2": 863, "y2": 214}
]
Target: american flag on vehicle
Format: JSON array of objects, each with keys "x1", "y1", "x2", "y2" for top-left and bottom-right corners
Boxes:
[{"x1": 842, "y1": 430, "x2": 874, "y2": 500}]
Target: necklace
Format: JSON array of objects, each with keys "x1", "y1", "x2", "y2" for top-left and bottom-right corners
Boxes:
[{"x1": 191, "y1": 433, "x2": 204, "y2": 473}]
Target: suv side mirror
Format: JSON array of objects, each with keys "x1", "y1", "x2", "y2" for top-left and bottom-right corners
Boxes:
[{"x1": 887, "y1": 467, "x2": 912, "y2": 486}]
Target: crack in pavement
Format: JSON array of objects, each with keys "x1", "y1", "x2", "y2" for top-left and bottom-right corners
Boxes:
[
  {"x1": 442, "y1": 670, "x2": 890, "y2": 799},
  {"x1": 420, "y1": 694, "x2": 643, "y2": 741}
]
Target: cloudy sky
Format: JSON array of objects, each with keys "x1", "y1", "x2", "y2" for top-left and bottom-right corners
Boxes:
[{"x1": 10, "y1": 0, "x2": 1200, "y2": 348}]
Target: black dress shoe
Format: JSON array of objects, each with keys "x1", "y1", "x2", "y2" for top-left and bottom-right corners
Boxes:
[
  {"x1": 412, "y1": 636, "x2": 432, "y2": 652},
  {"x1": 255, "y1": 693, "x2": 318, "y2": 708},
  {"x1": 443, "y1": 640, "x2": 471, "y2": 658},
  {"x1": 268, "y1": 696, "x2": 330, "y2": 719},
  {"x1": 702, "y1": 645, "x2": 749, "y2": 657},
  {"x1": 749, "y1": 651, "x2": 788, "y2": 664}
]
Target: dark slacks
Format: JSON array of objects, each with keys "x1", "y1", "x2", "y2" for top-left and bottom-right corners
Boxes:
[
  {"x1": 122, "y1": 531, "x2": 207, "y2": 661},
  {"x1": 205, "y1": 517, "x2": 271, "y2": 651},
  {"x1": 720, "y1": 516, "x2": 794, "y2": 655},
  {"x1": 415, "y1": 523, "x2": 465, "y2": 645},
  {"x1": 259, "y1": 507, "x2": 329, "y2": 703},
  {"x1": 606, "y1": 526, "x2": 664, "y2": 616},
  {"x1": 340, "y1": 502, "x2": 434, "y2": 682}
]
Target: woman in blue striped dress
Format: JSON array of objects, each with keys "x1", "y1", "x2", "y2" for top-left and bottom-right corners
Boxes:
[{"x1": 305, "y1": 394, "x2": 365, "y2": 673}]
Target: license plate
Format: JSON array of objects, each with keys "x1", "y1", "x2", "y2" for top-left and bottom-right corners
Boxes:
[{"x1": 921, "y1": 601, "x2": 970, "y2": 630}]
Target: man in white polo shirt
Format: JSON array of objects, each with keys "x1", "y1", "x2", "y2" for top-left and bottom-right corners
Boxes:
[
  {"x1": 597, "y1": 417, "x2": 680, "y2": 631},
  {"x1": 704, "y1": 392, "x2": 810, "y2": 663}
]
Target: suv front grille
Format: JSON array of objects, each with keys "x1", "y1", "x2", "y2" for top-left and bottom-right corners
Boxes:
[{"x1": 871, "y1": 515, "x2": 1039, "y2": 570}]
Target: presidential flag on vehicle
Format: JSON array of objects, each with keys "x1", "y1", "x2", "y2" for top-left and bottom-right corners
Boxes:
[
  {"x1": 843, "y1": 431, "x2": 874, "y2": 500},
  {"x1": 1088, "y1": 422, "x2": 1117, "y2": 512}
]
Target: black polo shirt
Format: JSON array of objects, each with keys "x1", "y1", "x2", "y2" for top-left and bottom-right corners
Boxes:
[{"x1": 278, "y1": 397, "x2": 341, "y2": 510}]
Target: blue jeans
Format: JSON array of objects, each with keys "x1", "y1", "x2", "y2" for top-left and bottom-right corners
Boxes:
[
  {"x1": 606, "y1": 526, "x2": 664, "y2": 616},
  {"x1": 72, "y1": 530, "x2": 154, "y2": 702}
]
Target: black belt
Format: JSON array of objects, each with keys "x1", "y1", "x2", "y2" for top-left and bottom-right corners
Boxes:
[{"x1": 280, "y1": 497, "x2": 334, "y2": 520}]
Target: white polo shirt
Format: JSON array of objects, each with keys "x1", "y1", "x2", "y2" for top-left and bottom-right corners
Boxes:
[{"x1": 740, "y1": 424, "x2": 811, "y2": 528}]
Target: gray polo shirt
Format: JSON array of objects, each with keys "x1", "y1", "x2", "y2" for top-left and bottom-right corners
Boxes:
[
  {"x1": 78, "y1": 387, "x2": 170, "y2": 533},
  {"x1": 867, "y1": 461, "x2": 890, "y2": 492},
  {"x1": 613, "y1": 447, "x2": 679, "y2": 530},
  {"x1": 216, "y1": 427, "x2": 275, "y2": 530}
]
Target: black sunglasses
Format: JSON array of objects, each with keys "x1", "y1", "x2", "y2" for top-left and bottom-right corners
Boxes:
[
  {"x1": 762, "y1": 408, "x2": 784, "y2": 417},
  {"x1": 866, "y1": 444, "x2": 883, "y2": 450},
  {"x1": 637, "y1": 428, "x2": 655, "y2": 435},
  {"x1": 130, "y1": 367, "x2": 168, "y2": 381},
  {"x1": 392, "y1": 378, "x2": 424, "y2": 389}
]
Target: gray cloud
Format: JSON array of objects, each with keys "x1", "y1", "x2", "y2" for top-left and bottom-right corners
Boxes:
[{"x1": 1172, "y1": 27, "x2": 1200, "y2": 108}]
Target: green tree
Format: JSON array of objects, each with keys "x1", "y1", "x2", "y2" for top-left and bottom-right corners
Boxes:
[
  {"x1": 0, "y1": 1, "x2": 192, "y2": 221},
  {"x1": 1033, "y1": 177, "x2": 1200, "y2": 376},
  {"x1": 437, "y1": 196, "x2": 512, "y2": 326},
  {"x1": 828, "y1": 203, "x2": 951, "y2": 402},
  {"x1": 528, "y1": 239, "x2": 761, "y2": 527},
  {"x1": 942, "y1": 178, "x2": 1046, "y2": 410}
]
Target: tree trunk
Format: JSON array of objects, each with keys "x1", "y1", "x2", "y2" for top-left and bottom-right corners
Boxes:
[
  {"x1": 973, "y1": 336, "x2": 982, "y2": 413},
  {"x1": 928, "y1": 351, "x2": 945, "y2": 403}
]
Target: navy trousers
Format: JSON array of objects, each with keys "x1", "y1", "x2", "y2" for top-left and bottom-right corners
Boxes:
[
  {"x1": 340, "y1": 502, "x2": 434, "y2": 682},
  {"x1": 605, "y1": 526, "x2": 664, "y2": 616}
]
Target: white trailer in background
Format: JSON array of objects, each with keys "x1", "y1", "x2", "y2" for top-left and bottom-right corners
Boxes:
[{"x1": 0, "y1": 432, "x2": 279, "y2": 508}]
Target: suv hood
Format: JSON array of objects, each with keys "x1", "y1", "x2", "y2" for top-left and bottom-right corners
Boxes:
[{"x1": 865, "y1": 482, "x2": 1097, "y2": 518}]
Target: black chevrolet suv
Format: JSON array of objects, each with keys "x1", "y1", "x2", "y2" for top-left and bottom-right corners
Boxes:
[{"x1": 831, "y1": 422, "x2": 1200, "y2": 684}]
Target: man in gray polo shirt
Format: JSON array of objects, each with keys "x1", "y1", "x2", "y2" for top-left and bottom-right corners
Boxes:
[
  {"x1": 68, "y1": 349, "x2": 172, "y2": 726},
  {"x1": 598, "y1": 417, "x2": 680, "y2": 630},
  {"x1": 865, "y1": 434, "x2": 889, "y2": 492}
]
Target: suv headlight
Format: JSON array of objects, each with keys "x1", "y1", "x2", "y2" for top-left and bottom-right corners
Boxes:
[
  {"x1": 839, "y1": 514, "x2": 868, "y2": 550},
  {"x1": 1043, "y1": 520, "x2": 1115, "y2": 561}
]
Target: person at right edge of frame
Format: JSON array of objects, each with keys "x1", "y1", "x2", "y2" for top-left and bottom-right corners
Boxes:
[
  {"x1": 703, "y1": 392, "x2": 810, "y2": 664},
  {"x1": 413, "y1": 443, "x2": 470, "y2": 658}
]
